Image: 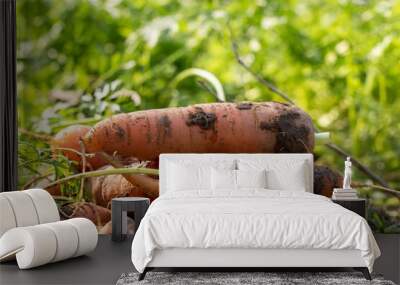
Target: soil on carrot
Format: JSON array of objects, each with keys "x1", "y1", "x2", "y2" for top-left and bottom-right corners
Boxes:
[
  {"x1": 157, "y1": 115, "x2": 172, "y2": 144},
  {"x1": 186, "y1": 107, "x2": 217, "y2": 130},
  {"x1": 158, "y1": 115, "x2": 171, "y2": 135},
  {"x1": 112, "y1": 122, "x2": 126, "y2": 140},
  {"x1": 236, "y1": 102, "x2": 253, "y2": 110},
  {"x1": 314, "y1": 165, "x2": 343, "y2": 197},
  {"x1": 260, "y1": 105, "x2": 312, "y2": 153}
]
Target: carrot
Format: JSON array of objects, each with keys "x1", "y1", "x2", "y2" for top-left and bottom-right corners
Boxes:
[
  {"x1": 99, "y1": 217, "x2": 135, "y2": 235},
  {"x1": 84, "y1": 102, "x2": 315, "y2": 161},
  {"x1": 90, "y1": 165, "x2": 149, "y2": 208},
  {"x1": 60, "y1": 202, "x2": 111, "y2": 226},
  {"x1": 314, "y1": 165, "x2": 343, "y2": 197},
  {"x1": 52, "y1": 125, "x2": 107, "y2": 169},
  {"x1": 96, "y1": 152, "x2": 159, "y2": 199},
  {"x1": 46, "y1": 184, "x2": 62, "y2": 196}
]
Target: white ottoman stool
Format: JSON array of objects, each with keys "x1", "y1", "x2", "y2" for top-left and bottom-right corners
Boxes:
[
  {"x1": 0, "y1": 189, "x2": 98, "y2": 269},
  {"x1": 0, "y1": 218, "x2": 97, "y2": 269}
]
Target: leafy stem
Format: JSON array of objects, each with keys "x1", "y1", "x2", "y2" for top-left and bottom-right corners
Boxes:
[{"x1": 44, "y1": 167, "x2": 159, "y2": 189}]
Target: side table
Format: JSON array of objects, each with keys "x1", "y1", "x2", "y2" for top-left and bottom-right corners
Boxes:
[
  {"x1": 111, "y1": 197, "x2": 150, "y2": 242},
  {"x1": 332, "y1": 198, "x2": 367, "y2": 218}
]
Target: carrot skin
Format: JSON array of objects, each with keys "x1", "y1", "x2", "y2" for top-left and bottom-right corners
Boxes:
[
  {"x1": 84, "y1": 102, "x2": 315, "y2": 160},
  {"x1": 52, "y1": 125, "x2": 107, "y2": 169}
]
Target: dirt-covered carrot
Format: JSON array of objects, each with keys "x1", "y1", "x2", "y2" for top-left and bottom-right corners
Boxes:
[
  {"x1": 52, "y1": 125, "x2": 107, "y2": 169},
  {"x1": 90, "y1": 165, "x2": 149, "y2": 208},
  {"x1": 84, "y1": 102, "x2": 315, "y2": 160},
  {"x1": 60, "y1": 202, "x2": 111, "y2": 226},
  {"x1": 97, "y1": 152, "x2": 159, "y2": 199},
  {"x1": 314, "y1": 165, "x2": 343, "y2": 197}
]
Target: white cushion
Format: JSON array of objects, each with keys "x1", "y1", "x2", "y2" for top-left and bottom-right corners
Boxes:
[
  {"x1": 0, "y1": 226, "x2": 57, "y2": 269},
  {"x1": 211, "y1": 169, "x2": 268, "y2": 191},
  {"x1": 42, "y1": 221, "x2": 79, "y2": 262},
  {"x1": 266, "y1": 165, "x2": 306, "y2": 191},
  {"x1": 165, "y1": 159, "x2": 236, "y2": 193},
  {"x1": 0, "y1": 218, "x2": 97, "y2": 269},
  {"x1": 0, "y1": 192, "x2": 39, "y2": 227},
  {"x1": 167, "y1": 163, "x2": 212, "y2": 191},
  {"x1": 166, "y1": 159, "x2": 236, "y2": 170},
  {"x1": 236, "y1": 169, "x2": 267, "y2": 189},
  {"x1": 0, "y1": 189, "x2": 60, "y2": 238},
  {"x1": 24, "y1": 189, "x2": 60, "y2": 223},
  {"x1": 211, "y1": 168, "x2": 236, "y2": 190},
  {"x1": 0, "y1": 197, "x2": 16, "y2": 237},
  {"x1": 65, "y1": 218, "x2": 98, "y2": 257},
  {"x1": 238, "y1": 159, "x2": 308, "y2": 191}
]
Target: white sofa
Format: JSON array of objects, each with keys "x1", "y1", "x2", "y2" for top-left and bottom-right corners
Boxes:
[{"x1": 0, "y1": 189, "x2": 97, "y2": 269}]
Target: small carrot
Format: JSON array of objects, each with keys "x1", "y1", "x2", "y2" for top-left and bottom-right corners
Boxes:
[
  {"x1": 90, "y1": 164, "x2": 149, "y2": 208},
  {"x1": 60, "y1": 202, "x2": 111, "y2": 226},
  {"x1": 51, "y1": 125, "x2": 107, "y2": 169}
]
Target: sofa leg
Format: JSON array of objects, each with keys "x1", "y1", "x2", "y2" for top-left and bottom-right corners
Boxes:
[
  {"x1": 354, "y1": 267, "x2": 371, "y2": 280},
  {"x1": 138, "y1": 268, "x2": 148, "y2": 281}
]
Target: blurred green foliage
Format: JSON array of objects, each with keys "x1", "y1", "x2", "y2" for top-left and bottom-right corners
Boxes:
[{"x1": 16, "y1": 0, "x2": 399, "y2": 231}]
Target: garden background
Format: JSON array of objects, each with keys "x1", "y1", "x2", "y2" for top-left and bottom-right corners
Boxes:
[{"x1": 16, "y1": 0, "x2": 399, "y2": 233}]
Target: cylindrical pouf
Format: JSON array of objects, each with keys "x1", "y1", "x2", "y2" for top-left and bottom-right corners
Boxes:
[
  {"x1": 0, "y1": 191, "x2": 39, "y2": 227},
  {"x1": 24, "y1": 189, "x2": 60, "y2": 223},
  {"x1": 0, "y1": 189, "x2": 59, "y2": 238},
  {"x1": 0, "y1": 218, "x2": 97, "y2": 269},
  {"x1": 42, "y1": 221, "x2": 79, "y2": 262},
  {"x1": 0, "y1": 226, "x2": 57, "y2": 269},
  {"x1": 0, "y1": 197, "x2": 17, "y2": 237},
  {"x1": 65, "y1": 218, "x2": 98, "y2": 257}
]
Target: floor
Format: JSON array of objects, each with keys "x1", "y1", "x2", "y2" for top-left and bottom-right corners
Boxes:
[
  {"x1": 1, "y1": 234, "x2": 397, "y2": 285},
  {"x1": 0, "y1": 235, "x2": 134, "y2": 285},
  {"x1": 0, "y1": 236, "x2": 359, "y2": 285}
]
